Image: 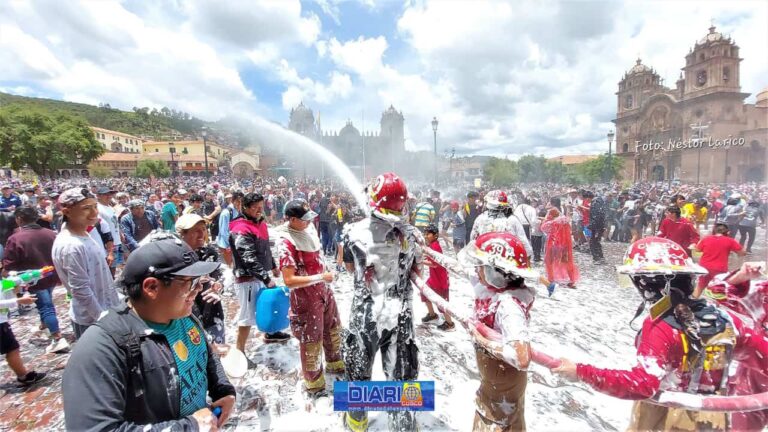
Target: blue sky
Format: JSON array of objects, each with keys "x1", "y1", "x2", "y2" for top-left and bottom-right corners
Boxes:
[{"x1": 0, "y1": 0, "x2": 766, "y2": 158}]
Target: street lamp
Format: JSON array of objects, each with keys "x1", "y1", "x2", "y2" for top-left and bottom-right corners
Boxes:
[
  {"x1": 201, "y1": 126, "x2": 210, "y2": 178},
  {"x1": 169, "y1": 144, "x2": 177, "y2": 177},
  {"x1": 606, "y1": 130, "x2": 615, "y2": 183},
  {"x1": 431, "y1": 117, "x2": 438, "y2": 187}
]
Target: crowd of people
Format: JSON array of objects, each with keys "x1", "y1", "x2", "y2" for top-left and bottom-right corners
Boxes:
[{"x1": 0, "y1": 171, "x2": 766, "y2": 431}]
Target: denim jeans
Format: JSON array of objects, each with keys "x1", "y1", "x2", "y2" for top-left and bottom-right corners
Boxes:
[{"x1": 32, "y1": 286, "x2": 60, "y2": 335}]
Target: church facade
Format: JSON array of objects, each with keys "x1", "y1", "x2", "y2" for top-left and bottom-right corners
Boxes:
[
  {"x1": 614, "y1": 26, "x2": 767, "y2": 184},
  {"x1": 286, "y1": 102, "x2": 406, "y2": 177}
]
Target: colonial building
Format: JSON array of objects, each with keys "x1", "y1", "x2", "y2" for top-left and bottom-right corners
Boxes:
[
  {"x1": 614, "y1": 26, "x2": 767, "y2": 184},
  {"x1": 285, "y1": 102, "x2": 406, "y2": 177},
  {"x1": 91, "y1": 127, "x2": 143, "y2": 153}
]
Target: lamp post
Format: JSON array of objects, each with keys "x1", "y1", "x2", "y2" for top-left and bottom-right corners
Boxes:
[
  {"x1": 201, "y1": 126, "x2": 210, "y2": 178},
  {"x1": 169, "y1": 144, "x2": 177, "y2": 177},
  {"x1": 606, "y1": 130, "x2": 614, "y2": 183},
  {"x1": 431, "y1": 117, "x2": 438, "y2": 187},
  {"x1": 690, "y1": 121, "x2": 709, "y2": 185}
]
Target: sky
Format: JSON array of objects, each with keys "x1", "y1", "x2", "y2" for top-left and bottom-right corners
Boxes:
[{"x1": 1, "y1": 0, "x2": 766, "y2": 158}]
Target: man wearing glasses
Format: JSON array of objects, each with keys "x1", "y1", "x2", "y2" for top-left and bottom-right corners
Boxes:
[{"x1": 62, "y1": 238, "x2": 236, "y2": 431}]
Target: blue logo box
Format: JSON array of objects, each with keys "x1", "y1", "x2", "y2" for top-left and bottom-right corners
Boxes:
[{"x1": 334, "y1": 381, "x2": 435, "y2": 412}]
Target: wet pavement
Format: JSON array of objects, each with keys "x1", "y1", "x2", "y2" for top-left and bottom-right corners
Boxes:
[{"x1": 0, "y1": 227, "x2": 765, "y2": 431}]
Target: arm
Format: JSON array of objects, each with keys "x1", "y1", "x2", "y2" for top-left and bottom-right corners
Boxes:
[
  {"x1": 57, "y1": 246, "x2": 105, "y2": 323},
  {"x1": 232, "y1": 233, "x2": 272, "y2": 285},
  {"x1": 63, "y1": 327, "x2": 199, "y2": 432},
  {"x1": 281, "y1": 266, "x2": 332, "y2": 289},
  {"x1": 1, "y1": 236, "x2": 20, "y2": 273},
  {"x1": 120, "y1": 217, "x2": 139, "y2": 252}
]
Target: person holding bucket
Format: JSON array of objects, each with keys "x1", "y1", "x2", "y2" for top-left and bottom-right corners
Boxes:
[{"x1": 276, "y1": 199, "x2": 344, "y2": 398}]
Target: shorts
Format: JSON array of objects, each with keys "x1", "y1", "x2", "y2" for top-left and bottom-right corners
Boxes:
[
  {"x1": 235, "y1": 279, "x2": 265, "y2": 327},
  {"x1": 0, "y1": 322, "x2": 20, "y2": 355}
]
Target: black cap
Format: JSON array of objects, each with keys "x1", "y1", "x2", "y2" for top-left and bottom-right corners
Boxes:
[
  {"x1": 121, "y1": 238, "x2": 220, "y2": 285},
  {"x1": 96, "y1": 186, "x2": 117, "y2": 195},
  {"x1": 284, "y1": 199, "x2": 318, "y2": 221}
]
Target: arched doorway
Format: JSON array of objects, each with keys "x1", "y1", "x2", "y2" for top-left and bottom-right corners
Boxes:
[
  {"x1": 745, "y1": 166, "x2": 764, "y2": 182},
  {"x1": 233, "y1": 161, "x2": 254, "y2": 178},
  {"x1": 81, "y1": 169, "x2": 90, "y2": 177},
  {"x1": 651, "y1": 165, "x2": 665, "y2": 181}
]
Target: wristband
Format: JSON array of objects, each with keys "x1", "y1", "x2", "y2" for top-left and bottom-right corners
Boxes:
[{"x1": 311, "y1": 274, "x2": 324, "y2": 283}]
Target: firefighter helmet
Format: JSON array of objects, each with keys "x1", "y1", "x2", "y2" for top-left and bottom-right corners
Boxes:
[
  {"x1": 458, "y1": 232, "x2": 538, "y2": 283},
  {"x1": 368, "y1": 172, "x2": 408, "y2": 214}
]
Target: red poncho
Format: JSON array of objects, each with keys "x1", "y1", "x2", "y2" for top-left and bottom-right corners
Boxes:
[{"x1": 540, "y1": 215, "x2": 580, "y2": 285}]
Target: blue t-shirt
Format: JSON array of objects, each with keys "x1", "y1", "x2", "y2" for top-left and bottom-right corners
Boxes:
[
  {"x1": 146, "y1": 317, "x2": 208, "y2": 416},
  {"x1": 0, "y1": 194, "x2": 22, "y2": 211}
]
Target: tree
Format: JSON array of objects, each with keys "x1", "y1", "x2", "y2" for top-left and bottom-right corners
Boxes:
[
  {"x1": 483, "y1": 157, "x2": 519, "y2": 185},
  {"x1": 0, "y1": 105, "x2": 104, "y2": 176},
  {"x1": 135, "y1": 159, "x2": 171, "y2": 178},
  {"x1": 88, "y1": 162, "x2": 112, "y2": 178},
  {"x1": 574, "y1": 154, "x2": 624, "y2": 183}
]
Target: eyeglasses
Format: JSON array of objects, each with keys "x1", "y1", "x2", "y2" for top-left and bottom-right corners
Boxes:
[{"x1": 162, "y1": 276, "x2": 202, "y2": 297}]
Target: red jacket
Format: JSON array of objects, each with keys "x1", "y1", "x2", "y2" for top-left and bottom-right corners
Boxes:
[
  {"x1": 658, "y1": 217, "x2": 700, "y2": 255},
  {"x1": 576, "y1": 312, "x2": 768, "y2": 400}
]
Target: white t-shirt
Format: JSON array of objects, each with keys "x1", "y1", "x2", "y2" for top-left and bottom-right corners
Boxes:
[
  {"x1": 98, "y1": 203, "x2": 121, "y2": 246},
  {"x1": 52, "y1": 228, "x2": 118, "y2": 325}
]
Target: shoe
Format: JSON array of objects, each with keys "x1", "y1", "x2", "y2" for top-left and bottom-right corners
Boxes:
[
  {"x1": 45, "y1": 338, "x2": 70, "y2": 354},
  {"x1": 305, "y1": 387, "x2": 328, "y2": 399},
  {"x1": 17, "y1": 371, "x2": 46, "y2": 387},
  {"x1": 264, "y1": 331, "x2": 291, "y2": 343},
  {"x1": 437, "y1": 321, "x2": 455, "y2": 332},
  {"x1": 247, "y1": 357, "x2": 258, "y2": 370},
  {"x1": 421, "y1": 313, "x2": 438, "y2": 323}
]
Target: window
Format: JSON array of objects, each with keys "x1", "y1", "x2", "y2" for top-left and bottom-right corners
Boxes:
[
  {"x1": 155, "y1": 149, "x2": 159, "y2": 152},
  {"x1": 723, "y1": 66, "x2": 730, "y2": 82},
  {"x1": 623, "y1": 143, "x2": 629, "y2": 152},
  {"x1": 624, "y1": 94, "x2": 633, "y2": 109}
]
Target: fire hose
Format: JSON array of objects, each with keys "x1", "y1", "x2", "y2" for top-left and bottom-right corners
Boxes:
[{"x1": 414, "y1": 246, "x2": 768, "y2": 413}]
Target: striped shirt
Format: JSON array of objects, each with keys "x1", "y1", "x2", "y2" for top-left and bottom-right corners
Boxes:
[{"x1": 413, "y1": 202, "x2": 435, "y2": 228}]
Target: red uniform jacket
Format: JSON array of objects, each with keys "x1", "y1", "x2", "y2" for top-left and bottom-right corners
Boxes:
[{"x1": 576, "y1": 313, "x2": 768, "y2": 400}]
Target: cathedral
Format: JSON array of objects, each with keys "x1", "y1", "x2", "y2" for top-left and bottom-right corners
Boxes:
[
  {"x1": 614, "y1": 26, "x2": 767, "y2": 183},
  {"x1": 286, "y1": 102, "x2": 406, "y2": 177}
]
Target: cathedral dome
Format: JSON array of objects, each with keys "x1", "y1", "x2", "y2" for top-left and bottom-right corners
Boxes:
[
  {"x1": 628, "y1": 58, "x2": 651, "y2": 75},
  {"x1": 697, "y1": 25, "x2": 727, "y2": 45},
  {"x1": 756, "y1": 87, "x2": 768, "y2": 108},
  {"x1": 339, "y1": 120, "x2": 360, "y2": 137}
]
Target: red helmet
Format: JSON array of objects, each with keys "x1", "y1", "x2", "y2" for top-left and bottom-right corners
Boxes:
[
  {"x1": 450, "y1": 200, "x2": 460, "y2": 210},
  {"x1": 458, "y1": 232, "x2": 538, "y2": 282},
  {"x1": 484, "y1": 190, "x2": 509, "y2": 210},
  {"x1": 368, "y1": 172, "x2": 408, "y2": 214},
  {"x1": 617, "y1": 236, "x2": 706, "y2": 275}
]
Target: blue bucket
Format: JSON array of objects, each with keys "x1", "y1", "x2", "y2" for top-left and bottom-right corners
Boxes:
[{"x1": 255, "y1": 286, "x2": 290, "y2": 333}]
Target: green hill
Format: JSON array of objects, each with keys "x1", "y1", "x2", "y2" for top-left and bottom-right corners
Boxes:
[{"x1": 0, "y1": 91, "x2": 206, "y2": 138}]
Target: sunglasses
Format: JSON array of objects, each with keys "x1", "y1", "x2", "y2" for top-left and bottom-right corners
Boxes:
[{"x1": 161, "y1": 276, "x2": 203, "y2": 297}]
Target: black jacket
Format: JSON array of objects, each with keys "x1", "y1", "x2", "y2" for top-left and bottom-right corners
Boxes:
[
  {"x1": 229, "y1": 215, "x2": 275, "y2": 284},
  {"x1": 62, "y1": 304, "x2": 235, "y2": 431}
]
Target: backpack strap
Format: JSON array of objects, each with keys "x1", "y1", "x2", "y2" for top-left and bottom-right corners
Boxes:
[{"x1": 94, "y1": 313, "x2": 148, "y2": 402}]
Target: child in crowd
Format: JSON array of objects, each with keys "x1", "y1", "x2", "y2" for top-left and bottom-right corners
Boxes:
[{"x1": 420, "y1": 224, "x2": 454, "y2": 331}]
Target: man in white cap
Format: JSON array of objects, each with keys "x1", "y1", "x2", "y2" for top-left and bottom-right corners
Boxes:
[{"x1": 52, "y1": 188, "x2": 118, "y2": 339}]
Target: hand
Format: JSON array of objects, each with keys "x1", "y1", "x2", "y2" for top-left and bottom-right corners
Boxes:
[
  {"x1": 191, "y1": 407, "x2": 218, "y2": 431},
  {"x1": 201, "y1": 288, "x2": 221, "y2": 304},
  {"x1": 106, "y1": 253, "x2": 115, "y2": 266},
  {"x1": 211, "y1": 281, "x2": 223, "y2": 293},
  {"x1": 322, "y1": 272, "x2": 334, "y2": 283},
  {"x1": 211, "y1": 395, "x2": 236, "y2": 427},
  {"x1": 272, "y1": 268, "x2": 280, "y2": 278},
  {"x1": 17, "y1": 293, "x2": 37, "y2": 305},
  {"x1": 551, "y1": 358, "x2": 578, "y2": 381}
]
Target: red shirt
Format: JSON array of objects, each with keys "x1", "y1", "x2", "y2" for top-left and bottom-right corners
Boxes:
[
  {"x1": 658, "y1": 217, "x2": 700, "y2": 255},
  {"x1": 426, "y1": 240, "x2": 449, "y2": 289},
  {"x1": 697, "y1": 234, "x2": 742, "y2": 273}
]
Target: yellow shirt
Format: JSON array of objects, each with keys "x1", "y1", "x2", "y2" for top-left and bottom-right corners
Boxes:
[{"x1": 682, "y1": 203, "x2": 707, "y2": 223}]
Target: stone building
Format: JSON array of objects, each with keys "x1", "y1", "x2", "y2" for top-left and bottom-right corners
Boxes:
[
  {"x1": 614, "y1": 26, "x2": 767, "y2": 184},
  {"x1": 285, "y1": 102, "x2": 406, "y2": 178}
]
